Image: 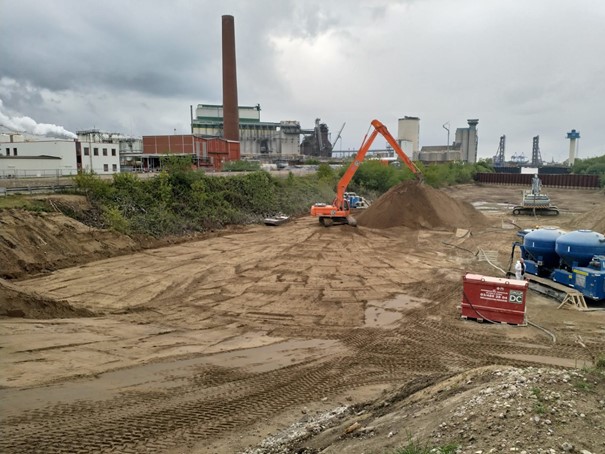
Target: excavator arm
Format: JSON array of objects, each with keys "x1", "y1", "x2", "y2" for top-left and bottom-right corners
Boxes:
[
  {"x1": 333, "y1": 127, "x2": 380, "y2": 210},
  {"x1": 371, "y1": 119, "x2": 422, "y2": 178},
  {"x1": 311, "y1": 119, "x2": 421, "y2": 226},
  {"x1": 334, "y1": 119, "x2": 421, "y2": 209}
]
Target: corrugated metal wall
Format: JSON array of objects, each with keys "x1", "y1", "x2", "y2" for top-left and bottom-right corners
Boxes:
[
  {"x1": 142, "y1": 135, "x2": 241, "y2": 171},
  {"x1": 475, "y1": 173, "x2": 600, "y2": 188}
]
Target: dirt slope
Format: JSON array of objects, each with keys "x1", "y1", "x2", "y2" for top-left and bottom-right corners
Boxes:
[
  {"x1": 0, "y1": 278, "x2": 94, "y2": 318},
  {"x1": 570, "y1": 208, "x2": 605, "y2": 234},
  {"x1": 241, "y1": 365, "x2": 604, "y2": 454},
  {"x1": 0, "y1": 208, "x2": 138, "y2": 279}
]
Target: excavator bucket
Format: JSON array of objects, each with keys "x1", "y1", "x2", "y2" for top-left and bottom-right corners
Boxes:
[{"x1": 346, "y1": 215, "x2": 357, "y2": 226}]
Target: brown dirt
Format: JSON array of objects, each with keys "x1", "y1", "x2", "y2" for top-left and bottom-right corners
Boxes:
[
  {"x1": 0, "y1": 207, "x2": 138, "y2": 279},
  {"x1": 0, "y1": 278, "x2": 95, "y2": 319},
  {"x1": 1, "y1": 185, "x2": 604, "y2": 454},
  {"x1": 570, "y1": 208, "x2": 605, "y2": 234},
  {"x1": 356, "y1": 180, "x2": 491, "y2": 230}
]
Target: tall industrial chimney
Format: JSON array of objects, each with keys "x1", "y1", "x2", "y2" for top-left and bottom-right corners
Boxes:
[{"x1": 222, "y1": 15, "x2": 239, "y2": 141}]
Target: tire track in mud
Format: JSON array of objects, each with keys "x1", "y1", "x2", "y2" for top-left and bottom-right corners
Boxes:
[
  {"x1": 1, "y1": 354, "x2": 410, "y2": 454},
  {"x1": 2, "y1": 313, "x2": 596, "y2": 453}
]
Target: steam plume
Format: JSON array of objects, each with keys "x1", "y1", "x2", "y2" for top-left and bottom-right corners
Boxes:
[{"x1": 0, "y1": 100, "x2": 77, "y2": 139}]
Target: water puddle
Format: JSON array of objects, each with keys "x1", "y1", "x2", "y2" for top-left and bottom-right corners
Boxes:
[
  {"x1": 364, "y1": 306, "x2": 401, "y2": 328},
  {"x1": 364, "y1": 294, "x2": 427, "y2": 328},
  {"x1": 472, "y1": 201, "x2": 515, "y2": 211}
]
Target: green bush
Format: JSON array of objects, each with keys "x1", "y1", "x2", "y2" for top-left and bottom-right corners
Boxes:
[
  {"x1": 160, "y1": 155, "x2": 194, "y2": 173},
  {"x1": 572, "y1": 155, "x2": 605, "y2": 186},
  {"x1": 317, "y1": 163, "x2": 336, "y2": 180},
  {"x1": 102, "y1": 205, "x2": 130, "y2": 233},
  {"x1": 349, "y1": 160, "x2": 412, "y2": 193},
  {"x1": 72, "y1": 156, "x2": 497, "y2": 237},
  {"x1": 73, "y1": 171, "x2": 114, "y2": 199},
  {"x1": 73, "y1": 166, "x2": 331, "y2": 236}
]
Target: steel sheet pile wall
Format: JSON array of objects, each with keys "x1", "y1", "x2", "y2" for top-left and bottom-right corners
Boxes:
[{"x1": 475, "y1": 173, "x2": 600, "y2": 188}]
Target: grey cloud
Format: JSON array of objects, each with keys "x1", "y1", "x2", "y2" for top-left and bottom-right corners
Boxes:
[{"x1": 1, "y1": 0, "x2": 604, "y2": 161}]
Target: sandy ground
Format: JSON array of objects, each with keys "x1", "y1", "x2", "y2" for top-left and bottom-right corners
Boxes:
[{"x1": 1, "y1": 185, "x2": 604, "y2": 453}]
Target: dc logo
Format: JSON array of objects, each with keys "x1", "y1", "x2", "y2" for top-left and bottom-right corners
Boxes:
[{"x1": 509, "y1": 291, "x2": 523, "y2": 304}]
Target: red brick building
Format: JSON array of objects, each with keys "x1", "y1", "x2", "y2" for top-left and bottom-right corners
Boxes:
[{"x1": 142, "y1": 135, "x2": 240, "y2": 171}]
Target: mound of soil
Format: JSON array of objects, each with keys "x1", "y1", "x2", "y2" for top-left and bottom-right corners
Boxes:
[
  {"x1": 0, "y1": 279, "x2": 95, "y2": 319},
  {"x1": 356, "y1": 181, "x2": 490, "y2": 230},
  {"x1": 0, "y1": 208, "x2": 138, "y2": 279}
]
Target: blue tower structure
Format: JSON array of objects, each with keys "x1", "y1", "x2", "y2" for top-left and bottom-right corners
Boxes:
[{"x1": 566, "y1": 129, "x2": 580, "y2": 166}]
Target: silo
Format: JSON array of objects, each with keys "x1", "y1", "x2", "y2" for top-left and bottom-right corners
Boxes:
[{"x1": 397, "y1": 116, "x2": 420, "y2": 159}]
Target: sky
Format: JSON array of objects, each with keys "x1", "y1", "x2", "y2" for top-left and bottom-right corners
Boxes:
[{"x1": 1, "y1": 0, "x2": 604, "y2": 163}]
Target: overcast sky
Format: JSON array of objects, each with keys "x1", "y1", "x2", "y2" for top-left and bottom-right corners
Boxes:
[{"x1": 1, "y1": 0, "x2": 604, "y2": 162}]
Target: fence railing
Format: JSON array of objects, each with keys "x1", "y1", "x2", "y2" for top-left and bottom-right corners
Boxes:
[
  {"x1": 0, "y1": 184, "x2": 76, "y2": 196},
  {"x1": 0, "y1": 169, "x2": 78, "y2": 179}
]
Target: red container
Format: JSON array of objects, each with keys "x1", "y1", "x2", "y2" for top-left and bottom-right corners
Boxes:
[{"x1": 461, "y1": 274, "x2": 528, "y2": 325}]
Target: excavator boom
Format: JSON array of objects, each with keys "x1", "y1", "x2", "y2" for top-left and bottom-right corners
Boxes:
[{"x1": 310, "y1": 119, "x2": 422, "y2": 226}]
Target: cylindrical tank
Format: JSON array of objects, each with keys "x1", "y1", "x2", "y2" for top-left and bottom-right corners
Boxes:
[
  {"x1": 555, "y1": 230, "x2": 605, "y2": 268},
  {"x1": 523, "y1": 227, "x2": 564, "y2": 268}
]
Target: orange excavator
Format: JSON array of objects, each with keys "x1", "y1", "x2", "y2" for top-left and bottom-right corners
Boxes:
[{"x1": 310, "y1": 119, "x2": 422, "y2": 226}]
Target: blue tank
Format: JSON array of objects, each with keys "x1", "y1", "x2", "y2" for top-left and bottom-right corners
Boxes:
[
  {"x1": 523, "y1": 228, "x2": 564, "y2": 268},
  {"x1": 555, "y1": 230, "x2": 605, "y2": 268}
]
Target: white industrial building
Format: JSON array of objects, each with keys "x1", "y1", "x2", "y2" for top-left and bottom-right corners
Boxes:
[
  {"x1": 76, "y1": 130, "x2": 121, "y2": 174},
  {"x1": 191, "y1": 104, "x2": 303, "y2": 159},
  {"x1": 0, "y1": 134, "x2": 78, "y2": 178},
  {"x1": 0, "y1": 131, "x2": 122, "y2": 178}
]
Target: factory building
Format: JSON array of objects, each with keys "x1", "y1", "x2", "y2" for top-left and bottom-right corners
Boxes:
[
  {"x1": 300, "y1": 118, "x2": 333, "y2": 157},
  {"x1": 397, "y1": 116, "x2": 420, "y2": 159},
  {"x1": 141, "y1": 133, "x2": 239, "y2": 171},
  {"x1": 192, "y1": 16, "x2": 328, "y2": 162},
  {"x1": 0, "y1": 134, "x2": 79, "y2": 178},
  {"x1": 394, "y1": 117, "x2": 479, "y2": 164},
  {"x1": 76, "y1": 130, "x2": 122, "y2": 174},
  {"x1": 191, "y1": 104, "x2": 303, "y2": 160},
  {"x1": 0, "y1": 130, "x2": 123, "y2": 177},
  {"x1": 118, "y1": 138, "x2": 144, "y2": 171},
  {"x1": 417, "y1": 119, "x2": 479, "y2": 164}
]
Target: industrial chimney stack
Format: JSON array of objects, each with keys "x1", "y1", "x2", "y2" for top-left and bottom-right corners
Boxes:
[{"x1": 222, "y1": 15, "x2": 239, "y2": 141}]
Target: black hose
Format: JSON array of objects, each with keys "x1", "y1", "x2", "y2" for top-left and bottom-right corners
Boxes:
[{"x1": 462, "y1": 288, "x2": 498, "y2": 324}]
